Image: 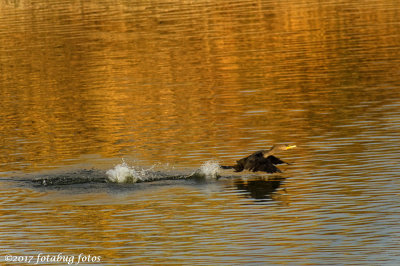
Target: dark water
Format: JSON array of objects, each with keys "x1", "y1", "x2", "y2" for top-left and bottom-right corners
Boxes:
[{"x1": 1, "y1": 0, "x2": 400, "y2": 265}]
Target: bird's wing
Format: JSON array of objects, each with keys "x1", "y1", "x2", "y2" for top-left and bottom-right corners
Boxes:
[
  {"x1": 246, "y1": 157, "x2": 281, "y2": 173},
  {"x1": 266, "y1": 155, "x2": 287, "y2": 165},
  {"x1": 243, "y1": 154, "x2": 261, "y2": 171},
  {"x1": 256, "y1": 159, "x2": 282, "y2": 173},
  {"x1": 236, "y1": 152, "x2": 285, "y2": 173},
  {"x1": 232, "y1": 157, "x2": 247, "y2": 172}
]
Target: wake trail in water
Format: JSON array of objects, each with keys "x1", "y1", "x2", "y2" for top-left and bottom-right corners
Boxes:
[
  {"x1": 106, "y1": 160, "x2": 221, "y2": 183},
  {"x1": 25, "y1": 160, "x2": 223, "y2": 187}
]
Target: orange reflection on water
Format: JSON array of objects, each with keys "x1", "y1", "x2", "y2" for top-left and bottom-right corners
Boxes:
[{"x1": 0, "y1": 0, "x2": 399, "y2": 174}]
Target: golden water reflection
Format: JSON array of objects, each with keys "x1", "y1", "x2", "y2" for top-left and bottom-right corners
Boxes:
[{"x1": 1, "y1": 0, "x2": 399, "y2": 173}]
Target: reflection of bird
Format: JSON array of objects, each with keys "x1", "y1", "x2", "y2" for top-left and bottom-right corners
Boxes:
[
  {"x1": 221, "y1": 144, "x2": 296, "y2": 173},
  {"x1": 234, "y1": 178, "x2": 284, "y2": 200}
]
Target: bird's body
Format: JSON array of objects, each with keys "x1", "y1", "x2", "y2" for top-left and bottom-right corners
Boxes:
[{"x1": 221, "y1": 144, "x2": 296, "y2": 173}]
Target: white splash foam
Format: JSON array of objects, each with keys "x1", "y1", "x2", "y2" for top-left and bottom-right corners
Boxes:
[
  {"x1": 106, "y1": 161, "x2": 145, "y2": 183},
  {"x1": 107, "y1": 160, "x2": 221, "y2": 183},
  {"x1": 198, "y1": 160, "x2": 221, "y2": 179}
]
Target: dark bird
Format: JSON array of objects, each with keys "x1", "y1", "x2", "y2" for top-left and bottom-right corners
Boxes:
[{"x1": 220, "y1": 144, "x2": 296, "y2": 173}]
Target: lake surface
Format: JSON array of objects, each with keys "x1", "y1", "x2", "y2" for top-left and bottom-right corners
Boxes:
[{"x1": 1, "y1": 0, "x2": 400, "y2": 265}]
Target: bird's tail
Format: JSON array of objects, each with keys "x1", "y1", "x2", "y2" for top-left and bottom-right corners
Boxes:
[{"x1": 220, "y1": 165, "x2": 235, "y2": 170}]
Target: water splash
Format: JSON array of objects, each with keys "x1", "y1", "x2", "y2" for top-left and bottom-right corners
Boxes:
[
  {"x1": 106, "y1": 160, "x2": 150, "y2": 183},
  {"x1": 196, "y1": 160, "x2": 221, "y2": 179},
  {"x1": 106, "y1": 160, "x2": 221, "y2": 183}
]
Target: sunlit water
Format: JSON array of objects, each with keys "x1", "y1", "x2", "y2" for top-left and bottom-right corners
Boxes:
[{"x1": 1, "y1": 0, "x2": 400, "y2": 265}]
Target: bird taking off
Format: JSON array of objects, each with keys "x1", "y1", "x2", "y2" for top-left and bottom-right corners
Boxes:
[{"x1": 220, "y1": 144, "x2": 296, "y2": 173}]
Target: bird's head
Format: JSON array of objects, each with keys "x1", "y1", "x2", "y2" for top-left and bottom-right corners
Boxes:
[{"x1": 270, "y1": 144, "x2": 297, "y2": 153}]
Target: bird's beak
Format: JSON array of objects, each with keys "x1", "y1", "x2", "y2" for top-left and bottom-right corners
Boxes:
[{"x1": 285, "y1": 145, "x2": 297, "y2": 150}]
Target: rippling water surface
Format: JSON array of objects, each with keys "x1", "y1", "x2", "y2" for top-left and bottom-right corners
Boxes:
[{"x1": 1, "y1": 0, "x2": 400, "y2": 265}]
